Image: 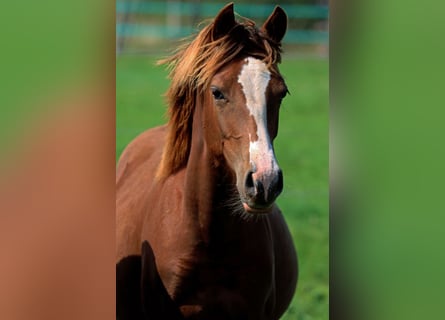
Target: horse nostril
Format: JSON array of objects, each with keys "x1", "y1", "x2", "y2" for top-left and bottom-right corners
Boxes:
[
  {"x1": 245, "y1": 170, "x2": 255, "y2": 197},
  {"x1": 245, "y1": 171, "x2": 254, "y2": 189},
  {"x1": 276, "y1": 169, "x2": 284, "y2": 196},
  {"x1": 244, "y1": 169, "x2": 283, "y2": 207},
  {"x1": 260, "y1": 169, "x2": 283, "y2": 205}
]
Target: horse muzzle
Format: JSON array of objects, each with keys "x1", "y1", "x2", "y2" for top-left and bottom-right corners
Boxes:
[{"x1": 242, "y1": 168, "x2": 283, "y2": 213}]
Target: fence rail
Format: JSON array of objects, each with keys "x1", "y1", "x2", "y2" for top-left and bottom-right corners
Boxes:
[
  {"x1": 116, "y1": 1, "x2": 329, "y2": 51},
  {"x1": 116, "y1": 2, "x2": 329, "y2": 19}
]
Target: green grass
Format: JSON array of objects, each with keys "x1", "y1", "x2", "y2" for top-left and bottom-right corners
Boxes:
[{"x1": 117, "y1": 54, "x2": 328, "y2": 319}]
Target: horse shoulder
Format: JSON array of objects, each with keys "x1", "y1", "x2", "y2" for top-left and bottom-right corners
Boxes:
[
  {"x1": 116, "y1": 125, "x2": 167, "y2": 261},
  {"x1": 117, "y1": 125, "x2": 166, "y2": 184}
]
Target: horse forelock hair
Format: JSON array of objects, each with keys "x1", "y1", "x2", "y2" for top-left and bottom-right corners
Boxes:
[{"x1": 156, "y1": 16, "x2": 283, "y2": 179}]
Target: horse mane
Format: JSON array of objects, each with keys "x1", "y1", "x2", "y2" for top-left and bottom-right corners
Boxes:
[{"x1": 156, "y1": 15, "x2": 283, "y2": 179}]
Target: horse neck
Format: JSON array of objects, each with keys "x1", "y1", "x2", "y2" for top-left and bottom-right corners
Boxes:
[{"x1": 183, "y1": 96, "x2": 234, "y2": 242}]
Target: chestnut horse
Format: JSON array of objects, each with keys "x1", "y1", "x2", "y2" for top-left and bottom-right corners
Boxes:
[{"x1": 117, "y1": 3, "x2": 298, "y2": 319}]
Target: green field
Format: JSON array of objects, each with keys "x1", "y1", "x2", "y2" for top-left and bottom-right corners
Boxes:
[{"x1": 117, "y1": 54, "x2": 328, "y2": 319}]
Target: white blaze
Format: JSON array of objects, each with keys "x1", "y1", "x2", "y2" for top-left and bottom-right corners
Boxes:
[{"x1": 238, "y1": 57, "x2": 278, "y2": 177}]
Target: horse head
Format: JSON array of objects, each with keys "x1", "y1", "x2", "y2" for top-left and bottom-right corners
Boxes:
[
  {"x1": 204, "y1": 4, "x2": 289, "y2": 213},
  {"x1": 159, "y1": 3, "x2": 288, "y2": 214}
]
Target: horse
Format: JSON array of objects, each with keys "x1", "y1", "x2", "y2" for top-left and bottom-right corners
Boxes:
[{"x1": 116, "y1": 3, "x2": 298, "y2": 319}]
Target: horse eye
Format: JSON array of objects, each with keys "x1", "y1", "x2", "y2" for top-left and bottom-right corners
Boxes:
[{"x1": 211, "y1": 87, "x2": 225, "y2": 101}]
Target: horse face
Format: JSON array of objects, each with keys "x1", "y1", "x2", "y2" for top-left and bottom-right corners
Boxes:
[{"x1": 209, "y1": 57, "x2": 288, "y2": 213}]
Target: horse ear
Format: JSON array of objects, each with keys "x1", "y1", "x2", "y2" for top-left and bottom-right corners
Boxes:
[
  {"x1": 261, "y1": 6, "x2": 287, "y2": 43},
  {"x1": 212, "y1": 2, "x2": 236, "y2": 40}
]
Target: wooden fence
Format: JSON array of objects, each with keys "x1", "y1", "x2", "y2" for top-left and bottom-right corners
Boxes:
[{"x1": 116, "y1": 1, "x2": 329, "y2": 53}]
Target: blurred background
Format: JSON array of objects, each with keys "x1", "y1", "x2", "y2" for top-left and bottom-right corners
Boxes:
[
  {"x1": 116, "y1": 0, "x2": 328, "y2": 55},
  {"x1": 116, "y1": 1, "x2": 328, "y2": 319}
]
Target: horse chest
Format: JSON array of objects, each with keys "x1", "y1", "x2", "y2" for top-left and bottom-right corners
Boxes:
[{"x1": 163, "y1": 226, "x2": 277, "y2": 318}]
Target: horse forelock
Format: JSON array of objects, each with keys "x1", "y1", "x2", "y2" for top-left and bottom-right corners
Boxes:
[{"x1": 156, "y1": 15, "x2": 283, "y2": 179}]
